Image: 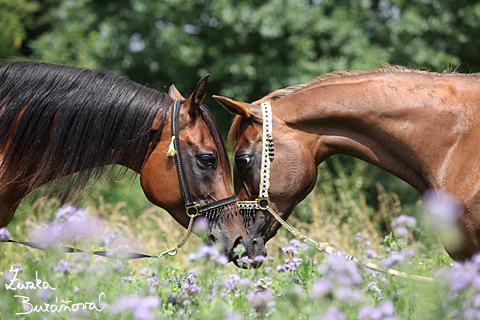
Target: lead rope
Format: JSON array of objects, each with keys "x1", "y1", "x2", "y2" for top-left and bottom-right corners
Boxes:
[
  {"x1": 156, "y1": 209, "x2": 201, "y2": 257},
  {"x1": 239, "y1": 101, "x2": 434, "y2": 283}
]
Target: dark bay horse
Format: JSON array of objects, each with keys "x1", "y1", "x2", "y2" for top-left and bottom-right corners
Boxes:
[
  {"x1": 0, "y1": 61, "x2": 246, "y2": 263},
  {"x1": 215, "y1": 67, "x2": 480, "y2": 262}
]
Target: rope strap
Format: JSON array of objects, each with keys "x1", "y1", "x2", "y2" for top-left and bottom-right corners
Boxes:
[{"x1": 265, "y1": 206, "x2": 434, "y2": 282}]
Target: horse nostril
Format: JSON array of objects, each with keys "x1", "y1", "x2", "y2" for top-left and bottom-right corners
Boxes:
[
  {"x1": 208, "y1": 234, "x2": 217, "y2": 244},
  {"x1": 233, "y1": 235, "x2": 244, "y2": 253}
]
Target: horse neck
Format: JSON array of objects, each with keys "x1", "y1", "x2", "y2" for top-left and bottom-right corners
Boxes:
[{"x1": 275, "y1": 72, "x2": 480, "y2": 195}]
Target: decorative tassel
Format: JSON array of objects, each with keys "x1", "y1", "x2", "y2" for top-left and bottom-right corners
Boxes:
[{"x1": 166, "y1": 136, "x2": 177, "y2": 157}]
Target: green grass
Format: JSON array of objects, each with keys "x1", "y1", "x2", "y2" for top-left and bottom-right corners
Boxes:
[{"x1": 1, "y1": 159, "x2": 468, "y2": 320}]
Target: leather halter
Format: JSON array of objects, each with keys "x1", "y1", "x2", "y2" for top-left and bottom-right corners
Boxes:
[
  {"x1": 168, "y1": 99, "x2": 237, "y2": 219},
  {"x1": 237, "y1": 101, "x2": 275, "y2": 214}
]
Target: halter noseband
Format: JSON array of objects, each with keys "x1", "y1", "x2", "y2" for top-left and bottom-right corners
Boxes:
[{"x1": 159, "y1": 100, "x2": 237, "y2": 257}]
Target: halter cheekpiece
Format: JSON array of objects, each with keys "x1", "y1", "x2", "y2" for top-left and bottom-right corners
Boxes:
[
  {"x1": 237, "y1": 101, "x2": 275, "y2": 216},
  {"x1": 167, "y1": 99, "x2": 237, "y2": 219}
]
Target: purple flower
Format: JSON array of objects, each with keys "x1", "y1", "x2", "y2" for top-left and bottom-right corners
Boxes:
[
  {"x1": 276, "y1": 264, "x2": 286, "y2": 272},
  {"x1": 238, "y1": 277, "x2": 252, "y2": 288},
  {"x1": 215, "y1": 254, "x2": 229, "y2": 265},
  {"x1": 246, "y1": 290, "x2": 275, "y2": 315},
  {"x1": 112, "y1": 296, "x2": 161, "y2": 320},
  {"x1": 264, "y1": 266, "x2": 273, "y2": 273},
  {"x1": 192, "y1": 217, "x2": 209, "y2": 236},
  {"x1": 284, "y1": 257, "x2": 303, "y2": 271},
  {"x1": 358, "y1": 301, "x2": 399, "y2": 320},
  {"x1": 319, "y1": 255, "x2": 363, "y2": 287},
  {"x1": 355, "y1": 232, "x2": 363, "y2": 242},
  {"x1": 223, "y1": 274, "x2": 240, "y2": 293},
  {"x1": 30, "y1": 224, "x2": 63, "y2": 246},
  {"x1": 309, "y1": 279, "x2": 332, "y2": 299},
  {"x1": 53, "y1": 260, "x2": 75, "y2": 273},
  {"x1": 405, "y1": 249, "x2": 416, "y2": 257},
  {"x1": 183, "y1": 282, "x2": 202, "y2": 295},
  {"x1": 381, "y1": 252, "x2": 405, "y2": 267},
  {"x1": 0, "y1": 227, "x2": 11, "y2": 240},
  {"x1": 223, "y1": 311, "x2": 242, "y2": 320},
  {"x1": 391, "y1": 215, "x2": 417, "y2": 229},
  {"x1": 189, "y1": 245, "x2": 228, "y2": 266},
  {"x1": 176, "y1": 310, "x2": 186, "y2": 317},
  {"x1": 101, "y1": 230, "x2": 116, "y2": 246},
  {"x1": 365, "y1": 249, "x2": 378, "y2": 259},
  {"x1": 122, "y1": 275, "x2": 136, "y2": 282},
  {"x1": 423, "y1": 190, "x2": 462, "y2": 227},
  {"x1": 146, "y1": 276, "x2": 158, "y2": 287},
  {"x1": 393, "y1": 226, "x2": 409, "y2": 238},
  {"x1": 358, "y1": 306, "x2": 381, "y2": 320},
  {"x1": 254, "y1": 255, "x2": 266, "y2": 262},
  {"x1": 282, "y1": 244, "x2": 297, "y2": 254},
  {"x1": 94, "y1": 256, "x2": 107, "y2": 264},
  {"x1": 30, "y1": 205, "x2": 103, "y2": 246},
  {"x1": 237, "y1": 256, "x2": 253, "y2": 265},
  {"x1": 313, "y1": 307, "x2": 346, "y2": 320},
  {"x1": 378, "y1": 301, "x2": 395, "y2": 316},
  {"x1": 365, "y1": 281, "x2": 383, "y2": 299}
]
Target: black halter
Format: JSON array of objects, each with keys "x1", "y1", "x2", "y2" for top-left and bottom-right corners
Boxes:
[{"x1": 169, "y1": 99, "x2": 237, "y2": 219}]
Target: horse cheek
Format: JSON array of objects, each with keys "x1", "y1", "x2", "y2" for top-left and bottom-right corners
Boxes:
[{"x1": 140, "y1": 148, "x2": 182, "y2": 210}]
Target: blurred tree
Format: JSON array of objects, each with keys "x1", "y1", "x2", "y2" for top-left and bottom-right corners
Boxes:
[
  {"x1": 0, "y1": 0, "x2": 40, "y2": 58},
  {"x1": 13, "y1": 0, "x2": 479, "y2": 133}
]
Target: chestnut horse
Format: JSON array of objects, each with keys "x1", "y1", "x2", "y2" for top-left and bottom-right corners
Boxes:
[
  {"x1": 215, "y1": 67, "x2": 480, "y2": 262},
  {"x1": 0, "y1": 61, "x2": 246, "y2": 263}
]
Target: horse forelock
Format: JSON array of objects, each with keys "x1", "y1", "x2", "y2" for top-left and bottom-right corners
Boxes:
[
  {"x1": 199, "y1": 105, "x2": 233, "y2": 186},
  {"x1": 0, "y1": 61, "x2": 171, "y2": 201}
]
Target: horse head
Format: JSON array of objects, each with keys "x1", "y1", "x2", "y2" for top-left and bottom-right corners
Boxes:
[
  {"x1": 214, "y1": 96, "x2": 318, "y2": 267},
  {"x1": 140, "y1": 78, "x2": 248, "y2": 266}
]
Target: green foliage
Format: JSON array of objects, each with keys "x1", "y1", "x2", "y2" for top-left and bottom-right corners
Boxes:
[
  {"x1": 5, "y1": 0, "x2": 480, "y2": 132},
  {"x1": 0, "y1": 0, "x2": 39, "y2": 58}
]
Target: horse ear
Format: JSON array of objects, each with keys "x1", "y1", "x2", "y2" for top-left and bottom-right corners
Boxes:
[
  {"x1": 213, "y1": 95, "x2": 257, "y2": 119},
  {"x1": 185, "y1": 74, "x2": 209, "y2": 115},
  {"x1": 168, "y1": 84, "x2": 186, "y2": 100}
]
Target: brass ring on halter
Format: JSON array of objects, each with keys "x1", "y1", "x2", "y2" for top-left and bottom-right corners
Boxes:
[
  {"x1": 257, "y1": 197, "x2": 270, "y2": 210},
  {"x1": 186, "y1": 203, "x2": 200, "y2": 218}
]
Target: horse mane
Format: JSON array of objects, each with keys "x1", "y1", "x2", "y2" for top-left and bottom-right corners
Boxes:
[
  {"x1": 252, "y1": 64, "x2": 474, "y2": 104},
  {"x1": 0, "y1": 61, "x2": 171, "y2": 201},
  {"x1": 229, "y1": 65, "x2": 479, "y2": 145}
]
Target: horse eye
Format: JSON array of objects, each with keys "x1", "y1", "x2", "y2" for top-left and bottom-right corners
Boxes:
[
  {"x1": 236, "y1": 155, "x2": 251, "y2": 168},
  {"x1": 198, "y1": 154, "x2": 216, "y2": 166}
]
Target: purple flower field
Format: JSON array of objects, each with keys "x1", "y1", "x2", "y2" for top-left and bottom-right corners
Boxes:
[{"x1": 0, "y1": 185, "x2": 476, "y2": 319}]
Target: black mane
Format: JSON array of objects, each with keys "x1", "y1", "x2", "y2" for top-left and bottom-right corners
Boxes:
[{"x1": 0, "y1": 61, "x2": 171, "y2": 200}]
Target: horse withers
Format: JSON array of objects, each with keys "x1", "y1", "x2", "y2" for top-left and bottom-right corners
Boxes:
[
  {"x1": 215, "y1": 67, "x2": 480, "y2": 264},
  {"x1": 0, "y1": 61, "x2": 246, "y2": 265}
]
